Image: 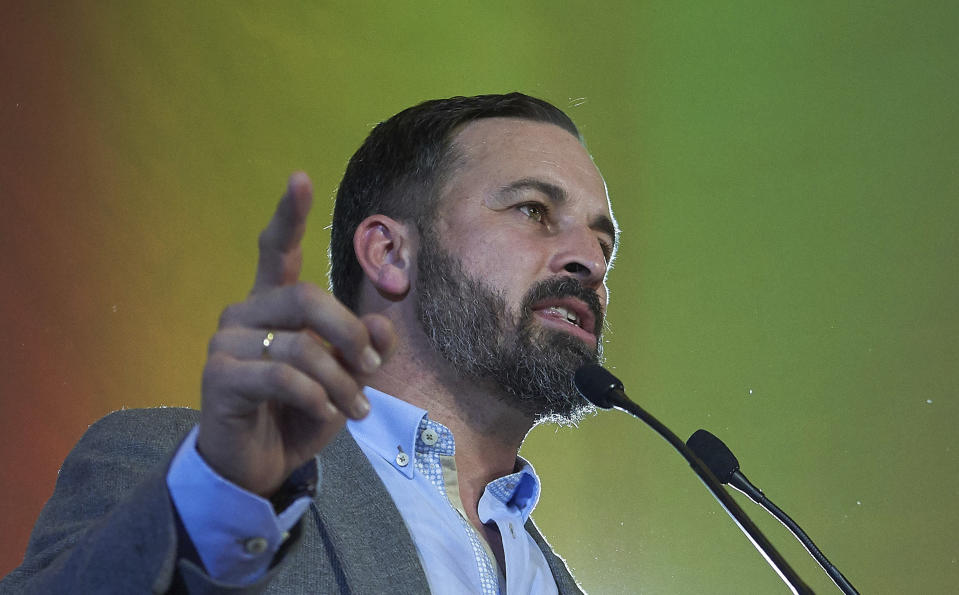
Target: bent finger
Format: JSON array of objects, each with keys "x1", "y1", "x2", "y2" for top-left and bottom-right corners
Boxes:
[
  {"x1": 218, "y1": 282, "x2": 382, "y2": 376},
  {"x1": 208, "y1": 327, "x2": 369, "y2": 419},
  {"x1": 207, "y1": 353, "x2": 343, "y2": 422}
]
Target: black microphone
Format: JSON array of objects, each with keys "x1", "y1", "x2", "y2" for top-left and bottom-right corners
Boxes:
[
  {"x1": 687, "y1": 429, "x2": 859, "y2": 595},
  {"x1": 573, "y1": 363, "x2": 630, "y2": 409},
  {"x1": 574, "y1": 364, "x2": 813, "y2": 594}
]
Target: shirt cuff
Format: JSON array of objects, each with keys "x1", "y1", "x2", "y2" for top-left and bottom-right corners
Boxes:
[{"x1": 166, "y1": 426, "x2": 315, "y2": 584}]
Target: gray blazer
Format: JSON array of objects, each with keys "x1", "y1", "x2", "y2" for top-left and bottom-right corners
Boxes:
[{"x1": 2, "y1": 408, "x2": 583, "y2": 594}]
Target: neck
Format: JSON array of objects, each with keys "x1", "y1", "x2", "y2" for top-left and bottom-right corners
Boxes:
[
  {"x1": 364, "y1": 334, "x2": 535, "y2": 509},
  {"x1": 369, "y1": 351, "x2": 534, "y2": 471},
  {"x1": 356, "y1": 296, "x2": 538, "y2": 522}
]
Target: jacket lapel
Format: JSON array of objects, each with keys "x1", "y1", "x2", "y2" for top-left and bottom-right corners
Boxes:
[
  {"x1": 525, "y1": 518, "x2": 585, "y2": 595},
  {"x1": 313, "y1": 429, "x2": 431, "y2": 593},
  {"x1": 312, "y1": 429, "x2": 582, "y2": 594}
]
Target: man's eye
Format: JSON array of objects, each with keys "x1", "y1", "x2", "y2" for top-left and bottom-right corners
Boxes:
[
  {"x1": 599, "y1": 241, "x2": 612, "y2": 264},
  {"x1": 518, "y1": 204, "x2": 546, "y2": 222}
]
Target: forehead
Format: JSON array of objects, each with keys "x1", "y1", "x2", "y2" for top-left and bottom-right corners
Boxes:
[{"x1": 441, "y1": 118, "x2": 612, "y2": 213}]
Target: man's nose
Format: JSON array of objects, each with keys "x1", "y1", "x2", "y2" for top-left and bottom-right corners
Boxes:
[{"x1": 549, "y1": 230, "x2": 608, "y2": 289}]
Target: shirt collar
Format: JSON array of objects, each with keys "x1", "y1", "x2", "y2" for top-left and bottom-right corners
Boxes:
[
  {"x1": 481, "y1": 456, "x2": 541, "y2": 522},
  {"x1": 347, "y1": 386, "x2": 427, "y2": 479},
  {"x1": 346, "y1": 386, "x2": 543, "y2": 518}
]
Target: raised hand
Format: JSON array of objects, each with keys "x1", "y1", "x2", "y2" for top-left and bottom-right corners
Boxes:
[{"x1": 196, "y1": 172, "x2": 395, "y2": 497}]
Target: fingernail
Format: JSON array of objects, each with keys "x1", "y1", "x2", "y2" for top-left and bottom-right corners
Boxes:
[
  {"x1": 326, "y1": 401, "x2": 340, "y2": 417},
  {"x1": 361, "y1": 346, "x2": 382, "y2": 374},
  {"x1": 354, "y1": 393, "x2": 371, "y2": 418}
]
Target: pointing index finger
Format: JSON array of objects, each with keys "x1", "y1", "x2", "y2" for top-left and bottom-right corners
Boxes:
[{"x1": 252, "y1": 172, "x2": 313, "y2": 294}]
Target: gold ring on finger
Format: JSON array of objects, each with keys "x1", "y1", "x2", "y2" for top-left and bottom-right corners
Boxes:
[{"x1": 261, "y1": 330, "x2": 276, "y2": 360}]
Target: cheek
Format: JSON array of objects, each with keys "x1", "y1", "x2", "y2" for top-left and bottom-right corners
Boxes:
[
  {"x1": 463, "y1": 256, "x2": 540, "y2": 300},
  {"x1": 456, "y1": 251, "x2": 543, "y2": 312},
  {"x1": 453, "y1": 227, "x2": 545, "y2": 278}
]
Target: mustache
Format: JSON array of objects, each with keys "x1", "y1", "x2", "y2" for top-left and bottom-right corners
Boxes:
[{"x1": 520, "y1": 276, "x2": 605, "y2": 337}]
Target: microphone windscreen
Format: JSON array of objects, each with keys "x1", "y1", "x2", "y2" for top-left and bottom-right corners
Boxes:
[
  {"x1": 574, "y1": 364, "x2": 623, "y2": 409},
  {"x1": 686, "y1": 429, "x2": 741, "y2": 483}
]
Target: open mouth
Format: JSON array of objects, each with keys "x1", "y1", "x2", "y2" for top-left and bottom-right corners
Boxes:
[
  {"x1": 540, "y1": 305, "x2": 584, "y2": 328},
  {"x1": 530, "y1": 297, "x2": 599, "y2": 345}
]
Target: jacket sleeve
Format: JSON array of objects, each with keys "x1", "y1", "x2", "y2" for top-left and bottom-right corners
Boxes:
[{"x1": 0, "y1": 408, "x2": 304, "y2": 595}]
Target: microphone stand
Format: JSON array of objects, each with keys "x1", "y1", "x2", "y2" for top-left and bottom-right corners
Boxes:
[
  {"x1": 686, "y1": 429, "x2": 858, "y2": 594},
  {"x1": 602, "y1": 391, "x2": 814, "y2": 594},
  {"x1": 726, "y1": 470, "x2": 858, "y2": 594}
]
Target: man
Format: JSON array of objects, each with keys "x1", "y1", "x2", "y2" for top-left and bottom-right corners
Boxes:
[{"x1": 2, "y1": 93, "x2": 618, "y2": 593}]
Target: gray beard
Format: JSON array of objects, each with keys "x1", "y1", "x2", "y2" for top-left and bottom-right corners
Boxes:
[{"x1": 414, "y1": 235, "x2": 603, "y2": 425}]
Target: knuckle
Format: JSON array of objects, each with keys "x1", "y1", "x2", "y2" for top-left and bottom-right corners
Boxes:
[
  {"x1": 291, "y1": 281, "x2": 321, "y2": 311},
  {"x1": 218, "y1": 303, "x2": 242, "y2": 328},
  {"x1": 207, "y1": 330, "x2": 228, "y2": 356},
  {"x1": 202, "y1": 352, "x2": 230, "y2": 383},
  {"x1": 266, "y1": 362, "x2": 296, "y2": 391},
  {"x1": 289, "y1": 332, "x2": 314, "y2": 361}
]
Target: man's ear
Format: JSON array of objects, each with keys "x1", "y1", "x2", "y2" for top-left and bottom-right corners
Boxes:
[{"x1": 353, "y1": 215, "x2": 413, "y2": 300}]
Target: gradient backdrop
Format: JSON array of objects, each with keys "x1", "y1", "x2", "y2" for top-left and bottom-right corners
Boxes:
[{"x1": 2, "y1": 2, "x2": 957, "y2": 592}]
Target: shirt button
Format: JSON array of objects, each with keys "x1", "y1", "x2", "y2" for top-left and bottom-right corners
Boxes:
[
  {"x1": 243, "y1": 536, "x2": 269, "y2": 555},
  {"x1": 395, "y1": 452, "x2": 410, "y2": 467},
  {"x1": 421, "y1": 428, "x2": 439, "y2": 445}
]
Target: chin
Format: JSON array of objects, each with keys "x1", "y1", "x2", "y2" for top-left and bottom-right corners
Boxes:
[{"x1": 498, "y1": 327, "x2": 601, "y2": 427}]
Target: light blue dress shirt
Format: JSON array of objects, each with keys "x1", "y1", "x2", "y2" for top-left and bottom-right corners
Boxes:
[
  {"x1": 166, "y1": 387, "x2": 558, "y2": 593},
  {"x1": 348, "y1": 387, "x2": 558, "y2": 595}
]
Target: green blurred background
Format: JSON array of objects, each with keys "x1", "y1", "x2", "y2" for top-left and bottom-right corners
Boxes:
[{"x1": 2, "y1": 2, "x2": 957, "y2": 592}]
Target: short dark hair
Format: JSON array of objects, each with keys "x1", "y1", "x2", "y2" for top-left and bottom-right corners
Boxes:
[{"x1": 329, "y1": 92, "x2": 581, "y2": 310}]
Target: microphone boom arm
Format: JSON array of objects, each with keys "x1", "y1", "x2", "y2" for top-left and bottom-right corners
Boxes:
[
  {"x1": 574, "y1": 365, "x2": 813, "y2": 594},
  {"x1": 605, "y1": 390, "x2": 814, "y2": 594},
  {"x1": 686, "y1": 428, "x2": 859, "y2": 594}
]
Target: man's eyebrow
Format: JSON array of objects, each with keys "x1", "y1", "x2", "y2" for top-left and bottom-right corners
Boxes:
[
  {"x1": 592, "y1": 213, "x2": 619, "y2": 256},
  {"x1": 497, "y1": 177, "x2": 619, "y2": 253},
  {"x1": 498, "y1": 177, "x2": 569, "y2": 204}
]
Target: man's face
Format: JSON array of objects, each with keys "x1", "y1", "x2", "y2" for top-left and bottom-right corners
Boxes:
[{"x1": 414, "y1": 118, "x2": 617, "y2": 424}]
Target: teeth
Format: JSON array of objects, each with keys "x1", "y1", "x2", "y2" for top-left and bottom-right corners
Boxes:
[{"x1": 549, "y1": 306, "x2": 580, "y2": 327}]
